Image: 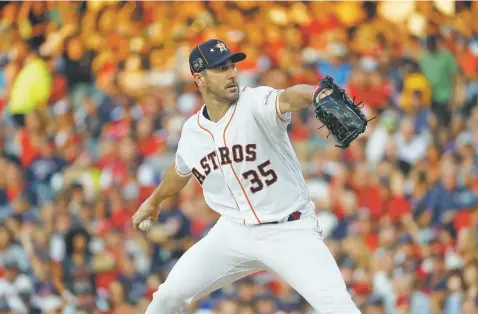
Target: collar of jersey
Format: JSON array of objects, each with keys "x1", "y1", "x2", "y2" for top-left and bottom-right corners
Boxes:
[{"x1": 198, "y1": 102, "x2": 236, "y2": 127}]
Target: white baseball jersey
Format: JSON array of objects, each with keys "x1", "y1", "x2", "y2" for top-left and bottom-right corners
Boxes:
[{"x1": 175, "y1": 86, "x2": 315, "y2": 225}]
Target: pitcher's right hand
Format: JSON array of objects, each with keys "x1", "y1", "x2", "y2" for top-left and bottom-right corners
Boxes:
[{"x1": 132, "y1": 200, "x2": 157, "y2": 230}]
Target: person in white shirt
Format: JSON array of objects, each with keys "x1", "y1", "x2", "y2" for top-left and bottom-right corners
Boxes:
[{"x1": 132, "y1": 39, "x2": 361, "y2": 314}]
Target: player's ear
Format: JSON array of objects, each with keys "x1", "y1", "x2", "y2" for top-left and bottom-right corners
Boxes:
[{"x1": 193, "y1": 72, "x2": 206, "y2": 87}]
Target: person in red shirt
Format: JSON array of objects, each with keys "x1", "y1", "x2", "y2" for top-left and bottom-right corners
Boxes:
[
  {"x1": 351, "y1": 165, "x2": 383, "y2": 221},
  {"x1": 93, "y1": 229, "x2": 124, "y2": 295},
  {"x1": 135, "y1": 116, "x2": 166, "y2": 158},
  {"x1": 98, "y1": 137, "x2": 139, "y2": 188},
  {"x1": 356, "y1": 210, "x2": 379, "y2": 252},
  {"x1": 16, "y1": 111, "x2": 45, "y2": 168},
  {"x1": 109, "y1": 188, "x2": 133, "y2": 231},
  {"x1": 384, "y1": 171, "x2": 412, "y2": 224},
  {"x1": 346, "y1": 70, "x2": 392, "y2": 113},
  {"x1": 105, "y1": 280, "x2": 137, "y2": 314}
]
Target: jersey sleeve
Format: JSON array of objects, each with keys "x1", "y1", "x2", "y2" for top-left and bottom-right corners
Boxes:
[
  {"x1": 249, "y1": 86, "x2": 291, "y2": 134},
  {"x1": 175, "y1": 136, "x2": 192, "y2": 177}
]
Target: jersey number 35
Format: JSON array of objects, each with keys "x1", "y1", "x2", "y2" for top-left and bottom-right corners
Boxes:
[{"x1": 242, "y1": 160, "x2": 278, "y2": 194}]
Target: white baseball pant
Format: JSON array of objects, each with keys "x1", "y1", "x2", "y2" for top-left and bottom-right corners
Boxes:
[{"x1": 144, "y1": 215, "x2": 361, "y2": 314}]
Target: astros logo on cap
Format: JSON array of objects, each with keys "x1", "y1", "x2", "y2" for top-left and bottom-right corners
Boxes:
[
  {"x1": 193, "y1": 58, "x2": 204, "y2": 72},
  {"x1": 215, "y1": 42, "x2": 228, "y2": 53}
]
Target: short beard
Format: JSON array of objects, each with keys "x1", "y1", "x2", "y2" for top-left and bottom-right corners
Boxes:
[{"x1": 204, "y1": 78, "x2": 238, "y2": 105}]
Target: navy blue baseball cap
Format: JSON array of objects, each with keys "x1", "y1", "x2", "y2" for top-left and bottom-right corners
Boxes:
[{"x1": 189, "y1": 39, "x2": 246, "y2": 74}]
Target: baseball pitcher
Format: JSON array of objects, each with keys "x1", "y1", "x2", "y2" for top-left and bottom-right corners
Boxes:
[{"x1": 132, "y1": 39, "x2": 369, "y2": 314}]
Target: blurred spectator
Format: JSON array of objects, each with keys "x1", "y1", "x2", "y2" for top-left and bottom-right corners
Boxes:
[
  {"x1": 419, "y1": 35, "x2": 459, "y2": 127},
  {"x1": 213, "y1": 298, "x2": 240, "y2": 314},
  {"x1": 422, "y1": 163, "x2": 478, "y2": 227},
  {"x1": 316, "y1": 42, "x2": 352, "y2": 87},
  {"x1": 461, "y1": 297, "x2": 478, "y2": 314},
  {"x1": 253, "y1": 294, "x2": 279, "y2": 314},
  {"x1": 7, "y1": 41, "x2": 52, "y2": 127},
  {"x1": 394, "y1": 116, "x2": 429, "y2": 174}
]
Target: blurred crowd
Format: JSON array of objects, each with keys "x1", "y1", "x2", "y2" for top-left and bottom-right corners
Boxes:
[{"x1": 1, "y1": 1, "x2": 478, "y2": 314}]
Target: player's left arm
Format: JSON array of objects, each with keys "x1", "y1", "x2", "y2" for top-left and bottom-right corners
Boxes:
[{"x1": 279, "y1": 84, "x2": 331, "y2": 113}]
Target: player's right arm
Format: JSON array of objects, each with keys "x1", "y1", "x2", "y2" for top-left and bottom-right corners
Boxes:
[
  {"x1": 133, "y1": 124, "x2": 193, "y2": 229},
  {"x1": 132, "y1": 161, "x2": 191, "y2": 229}
]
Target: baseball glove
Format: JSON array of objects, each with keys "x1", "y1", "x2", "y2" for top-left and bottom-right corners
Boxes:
[{"x1": 312, "y1": 76, "x2": 373, "y2": 149}]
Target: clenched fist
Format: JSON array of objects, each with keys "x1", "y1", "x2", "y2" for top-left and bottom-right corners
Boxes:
[
  {"x1": 138, "y1": 218, "x2": 154, "y2": 231},
  {"x1": 132, "y1": 200, "x2": 157, "y2": 230}
]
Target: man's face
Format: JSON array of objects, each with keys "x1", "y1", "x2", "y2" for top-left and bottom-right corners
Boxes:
[{"x1": 197, "y1": 60, "x2": 239, "y2": 104}]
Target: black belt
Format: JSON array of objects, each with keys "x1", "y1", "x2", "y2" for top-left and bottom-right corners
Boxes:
[{"x1": 261, "y1": 211, "x2": 302, "y2": 225}]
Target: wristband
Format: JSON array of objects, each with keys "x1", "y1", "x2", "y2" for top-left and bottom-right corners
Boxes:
[{"x1": 311, "y1": 84, "x2": 324, "y2": 102}]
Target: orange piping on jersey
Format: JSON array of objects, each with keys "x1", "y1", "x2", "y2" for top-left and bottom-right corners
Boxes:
[
  {"x1": 275, "y1": 91, "x2": 288, "y2": 123},
  {"x1": 197, "y1": 110, "x2": 215, "y2": 140},
  {"x1": 197, "y1": 111, "x2": 241, "y2": 211},
  {"x1": 175, "y1": 162, "x2": 191, "y2": 177},
  {"x1": 223, "y1": 104, "x2": 262, "y2": 224},
  {"x1": 242, "y1": 87, "x2": 247, "y2": 92},
  {"x1": 243, "y1": 219, "x2": 245, "y2": 225}
]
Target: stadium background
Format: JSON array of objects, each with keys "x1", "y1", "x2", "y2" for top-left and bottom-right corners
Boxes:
[{"x1": 0, "y1": 1, "x2": 478, "y2": 314}]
